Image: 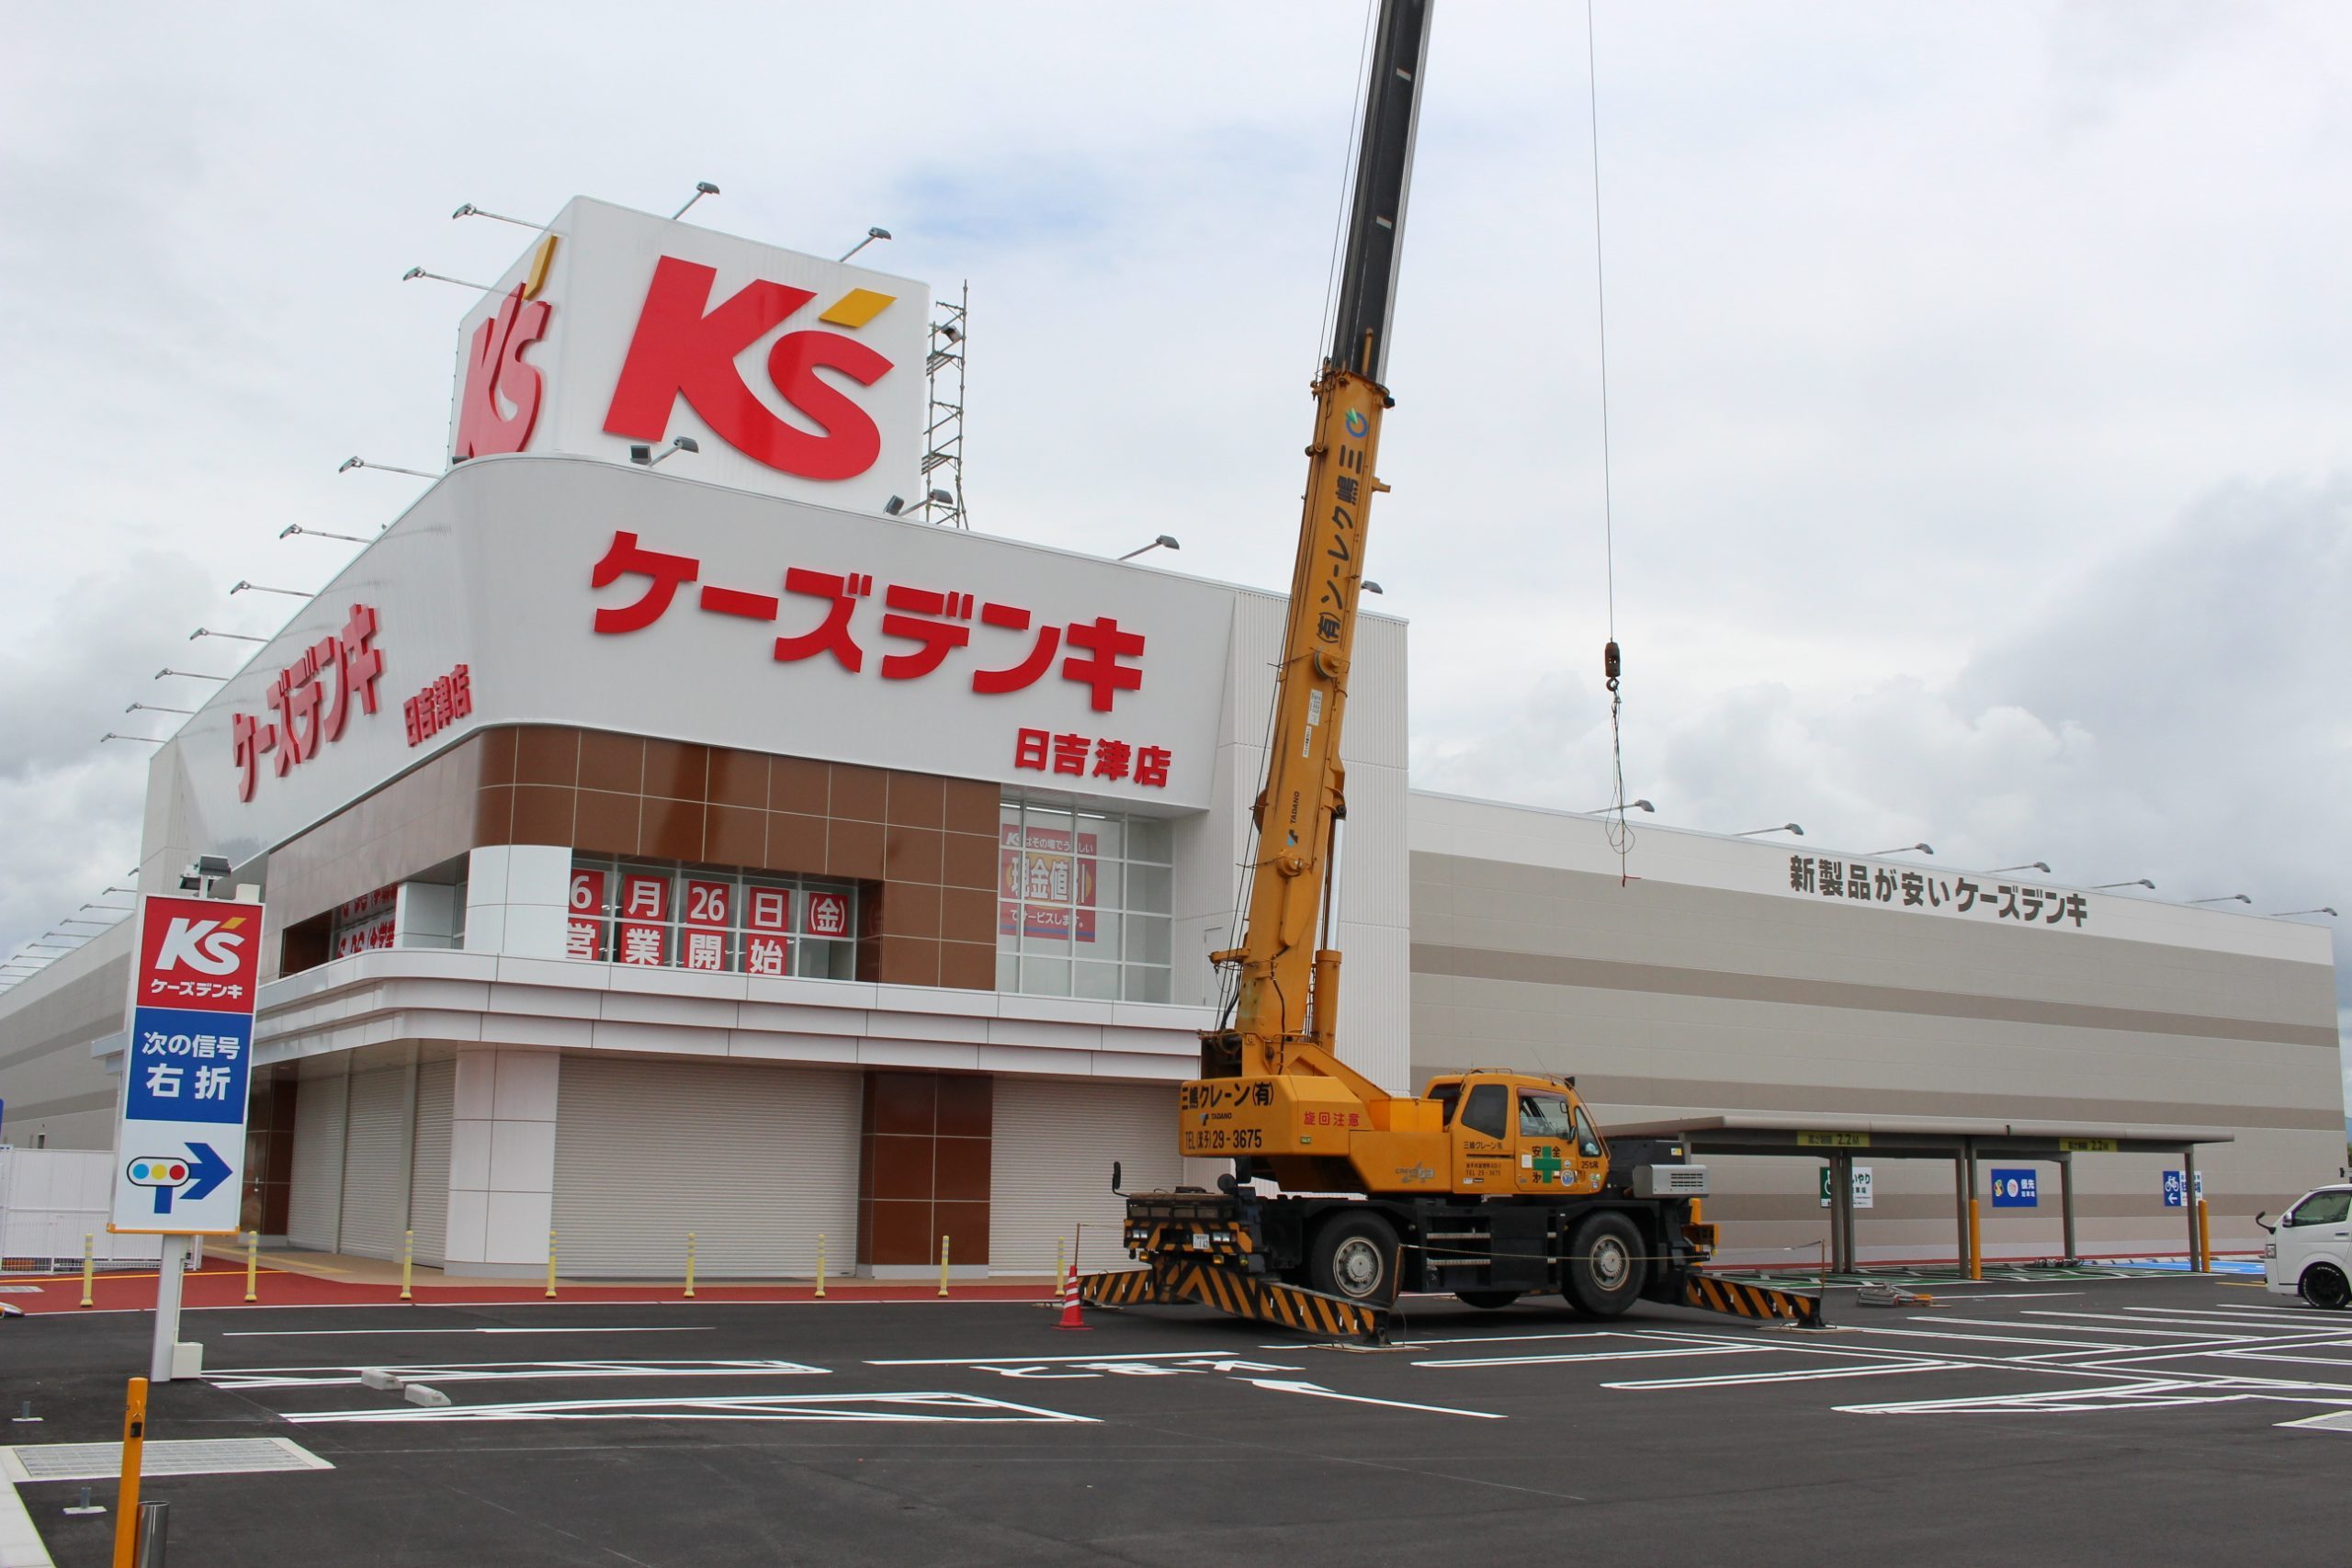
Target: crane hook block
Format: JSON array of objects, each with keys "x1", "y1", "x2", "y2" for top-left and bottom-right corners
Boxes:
[{"x1": 1603, "y1": 639, "x2": 1622, "y2": 692}]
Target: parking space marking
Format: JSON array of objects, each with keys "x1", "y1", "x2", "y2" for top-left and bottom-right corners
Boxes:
[
  {"x1": 1245, "y1": 1379, "x2": 1503, "y2": 1419},
  {"x1": 207, "y1": 1359, "x2": 826, "y2": 1390},
  {"x1": 222, "y1": 1325, "x2": 716, "y2": 1337},
  {"x1": 1415, "y1": 1344, "x2": 1777, "y2": 1370},
  {"x1": 283, "y1": 1391, "x2": 1096, "y2": 1426},
  {"x1": 1606, "y1": 1359, "x2": 1965, "y2": 1391},
  {"x1": 1839, "y1": 1326, "x2": 2137, "y2": 1352}
]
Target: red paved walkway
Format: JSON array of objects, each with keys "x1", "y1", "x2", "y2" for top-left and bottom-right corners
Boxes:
[{"x1": 3, "y1": 1266, "x2": 1057, "y2": 1314}]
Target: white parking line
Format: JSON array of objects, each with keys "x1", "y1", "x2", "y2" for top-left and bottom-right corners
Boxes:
[
  {"x1": 222, "y1": 1326, "x2": 715, "y2": 1337},
  {"x1": 1839, "y1": 1326, "x2": 2135, "y2": 1352},
  {"x1": 1604, "y1": 1360, "x2": 1962, "y2": 1391},
  {"x1": 1414, "y1": 1345, "x2": 1776, "y2": 1370}
]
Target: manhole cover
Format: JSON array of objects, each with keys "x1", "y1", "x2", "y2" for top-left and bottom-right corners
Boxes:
[{"x1": 0, "y1": 1438, "x2": 331, "y2": 1483}]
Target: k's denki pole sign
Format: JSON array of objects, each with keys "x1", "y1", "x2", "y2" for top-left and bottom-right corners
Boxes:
[{"x1": 110, "y1": 894, "x2": 266, "y2": 1235}]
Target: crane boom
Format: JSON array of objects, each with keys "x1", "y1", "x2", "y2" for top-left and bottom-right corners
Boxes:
[{"x1": 1205, "y1": 0, "x2": 1431, "y2": 1090}]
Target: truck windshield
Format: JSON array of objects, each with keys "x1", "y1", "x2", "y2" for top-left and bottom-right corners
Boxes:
[
  {"x1": 2287, "y1": 1190, "x2": 2351, "y2": 1226},
  {"x1": 1518, "y1": 1092, "x2": 1573, "y2": 1140}
]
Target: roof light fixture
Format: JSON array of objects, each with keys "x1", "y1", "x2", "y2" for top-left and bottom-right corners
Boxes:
[{"x1": 1119, "y1": 536, "x2": 1182, "y2": 562}]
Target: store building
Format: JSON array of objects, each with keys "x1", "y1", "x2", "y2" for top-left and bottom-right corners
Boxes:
[{"x1": 0, "y1": 197, "x2": 2338, "y2": 1274}]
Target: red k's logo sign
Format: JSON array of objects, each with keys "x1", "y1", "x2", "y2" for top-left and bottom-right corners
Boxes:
[
  {"x1": 456, "y1": 283, "x2": 552, "y2": 459},
  {"x1": 601, "y1": 256, "x2": 896, "y2": 481}
]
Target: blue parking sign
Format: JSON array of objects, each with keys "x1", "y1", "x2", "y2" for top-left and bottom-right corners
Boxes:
[{"x1": 1990, "y1": 1168, "x2": 2038, "y2": 1208}]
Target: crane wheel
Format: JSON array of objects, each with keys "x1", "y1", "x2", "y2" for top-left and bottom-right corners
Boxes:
[
  {"x1": 1563, "y1": 1212, "x2": 1647, "y2": 1317},
  {"x1": 1308, "y1": 1211, "x2": 1399, "y2": 1306},
  {"x1": 1454, "y1": 1290, "x2": 1521, "y2": 1310}
]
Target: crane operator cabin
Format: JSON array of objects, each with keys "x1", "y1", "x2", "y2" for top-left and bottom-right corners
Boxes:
[{"x1": 0, "y1": 130, "x2": 2337, "y2": 1288}]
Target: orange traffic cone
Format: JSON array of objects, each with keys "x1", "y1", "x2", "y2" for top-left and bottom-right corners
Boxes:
[{"x1": 1054, "y1": 1268, "x2": 1090, "y2": 1331}]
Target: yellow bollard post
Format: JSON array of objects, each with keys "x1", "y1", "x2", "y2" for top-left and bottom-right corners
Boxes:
[
  {"x1": 244, "y1": 1231, "x2": 259, "y2": 1303},
  {"x1": 545, "y1": 1229, "x2": 558, "y2": 1299},
  {"x1": 81, "y1": 1234, "x2": 96, "y2": 1309},
  {"x1": 2196, "y1": 1198, "x2": 2212, "y2": 1273},
  {"x1": 813, "y1": 1233, "x2": 827, "y2": 1299},
  {"x1": 683, "y1": 1232, "x2": 696, "y2": 1299},
  {"x1": 1968, "y1": 1198, "x2": 1984, "y2": 1280},
  {"x1": 938, "y1": 1235, "x2": 951, "y2": 1298},
  {"x1": 400, "y1": 1230, "x2": 414, "y2": 1303},
  {"x1": 1054, "y1": 1236, "x2": 1068, "y2": 1303},
  {"x1": 109, "y1": 1377, "x2": 147, "y2": 1568}
]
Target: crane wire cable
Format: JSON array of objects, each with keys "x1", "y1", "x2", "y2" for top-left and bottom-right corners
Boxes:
[{"x1": 1585, "y1": 0, "x2": 1635, "y2": 879}]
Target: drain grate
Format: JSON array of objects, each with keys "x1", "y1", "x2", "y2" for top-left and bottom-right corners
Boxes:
[{"x1": 0, "y1": 1438, "x2": 332, "y2": 1483}]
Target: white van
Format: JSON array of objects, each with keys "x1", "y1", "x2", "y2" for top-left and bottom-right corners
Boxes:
[{"x1": 2260, "y1": 1185, "x2": 2352, "y2": 1309}]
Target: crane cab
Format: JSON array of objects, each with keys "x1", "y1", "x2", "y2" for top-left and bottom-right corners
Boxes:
[{"x1": 1422, "y1": 1072, "x2": 1610, "y2": 1200}]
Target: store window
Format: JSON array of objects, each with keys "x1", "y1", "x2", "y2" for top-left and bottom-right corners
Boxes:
[
  {"x1": 996, "y1": 797, "x2": 1173, "y2": 1003},
  {"x1": 329, "y1": 887, "x2": 397, "y2": 958},
  {"x1": 565, "y1": 858, "x2": 858, "y2": 980}
]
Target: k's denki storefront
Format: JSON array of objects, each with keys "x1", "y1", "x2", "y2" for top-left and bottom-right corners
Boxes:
[{"x1": 96, "y1": 197, "x2": 1413, "y2": 1277}]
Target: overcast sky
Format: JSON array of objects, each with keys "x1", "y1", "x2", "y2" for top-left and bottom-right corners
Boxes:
[{"x1": 3, "y1": 3, "x2": 2345, "y2": 1111}]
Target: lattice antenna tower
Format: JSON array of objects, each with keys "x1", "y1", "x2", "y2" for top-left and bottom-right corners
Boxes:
[{"x1": 916, "y1": 282, "x2": 969, "y2": 528}]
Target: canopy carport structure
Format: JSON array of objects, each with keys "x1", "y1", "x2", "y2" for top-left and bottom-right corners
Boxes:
[{"x1": 1600, "y1": 1114, "x2": 2236, "y2": 1276}]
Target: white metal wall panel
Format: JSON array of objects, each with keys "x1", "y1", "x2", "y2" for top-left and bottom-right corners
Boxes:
[
  {"x1": 407, "y1": 1061, "x2": 454, "y2": 1266},
  {"x1": 989, "y1": 1080, "x2": 1181, "y2": 1275},
  {"x1": 336, "y1": 1067, "x2": 409, "y2": 1259},
  {"x1": 551, "y1": 1058, "x2": 859, "y2": 1278},
  {"x1": 287, "y1": 1073, "x2": 346, "y2": 1252}
]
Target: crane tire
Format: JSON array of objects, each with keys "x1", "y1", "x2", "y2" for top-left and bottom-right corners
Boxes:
[
  {"x1": 2301, "y1": 1263, "x2": 2351, "y2": 1311},
  {"x1": 1308, "y1": 1211, "x2": 1399, "y2": 1306},
  {"x1": 1563, "y1": 1211, "x2": 1647, "y2": 1317},
  {"x1": 1454, "y1": 1291, "x2": 1521, "y2": 1310}
]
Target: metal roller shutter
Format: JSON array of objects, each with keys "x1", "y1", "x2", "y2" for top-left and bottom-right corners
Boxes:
[
  {"x1": 990, "y1": 1080, "x2": 1180, "y2": 1275},
  {"x1": 552, "y1": 1058, "x2": 860, "y2": 1279},
  {"x1": 287, "y1": 1071, "x2": 346, "y2": 1252},
  {"x1": 337, "y1": 1067, "x2": 410, "y2": 1260},
  {"x1": 407, "y1": 1061, "x2": 455, "y2": 1266}
]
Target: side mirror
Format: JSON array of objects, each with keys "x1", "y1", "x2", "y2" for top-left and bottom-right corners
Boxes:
[
  {"x1": 2255, "y1": 1211, "x2": 2275, "y2": 1234},
  {"x1": 1111, "y1": 1160, "x2": 1124, "y2": 1195}
]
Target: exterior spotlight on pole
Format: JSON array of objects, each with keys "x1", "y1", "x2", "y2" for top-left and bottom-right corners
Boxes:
[
  {"x1": 102, "y1": 732, "x2": 166, "y2": 745},
  {"x1": 2186, "y1": 894, "x2": 2252, "y2": 906},
  {"x1": 672, "y1": 181, "x2": 720, "y2": 221},
  {"x1": 628, "y1": 435, "x2": 699, "y2": 468},
  {"x1": 1992, "y1": 862, "x2": 2051, "y2": 874},
  {"x1": 126, "y1": 702, "x2": 194, "y2": 716},
  {"x1": 81, "y1": 903, "x2": 132, "y2": 914},
  {"x1": 1735, "y1": 823, "x2": 1804, "y2": 839},
  {"x1": 450, "y1": 202, "x2": 544, "y2": 231},
  {"x1": 1119, "y1": 536, "x2": 1182, "y2": 562},
  {"x1": 1363, "y1": 581, "x2": 1385, "y2": 594},
  {"x1": 232, "y1": 581, "x2": 313, "y2": 599},
  {"x1": 840, "y1": 226, "x2": 891, "y2": 263},
  {"x1": 190, "y1": 627, "x2": 267, "y2": 644},
  {"x1": 2269, "y1": 907, "x2": 2337, "y2": 919},
  {"x1": 339, "y1": 457, "x2": 440, "y2": 479},
  {"x1": 280, "y1": 524, "x2": 377, "y2": 544},
  {"x1": 2092, "y1": 879, "x2": 2155, "y2": 891},
  {"x1": 1589, "y1": 798, "x2": 1655, "y2": 815},
  {"x1": 104, "y1": 886, "x2": 138, "y2": 897},
  {"x1": 155, "y1": 668, "x2": 229, "y2": 682},
  {"x1": 401, "y1": 265, "x2": 492, "y2": 291},
  {"x1": 1871, "y1": 843, "x2": 1935, "y2": 857}
]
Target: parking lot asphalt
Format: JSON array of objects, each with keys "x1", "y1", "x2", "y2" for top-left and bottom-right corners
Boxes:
[{"x1": 6, "y1": 1272, "x2": 2349, "y2": 1567}]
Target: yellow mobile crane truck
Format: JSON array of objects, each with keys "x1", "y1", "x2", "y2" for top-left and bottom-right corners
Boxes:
[{"x1": 1082, "y1": 0, "x2": 1820, "y2": 1341}]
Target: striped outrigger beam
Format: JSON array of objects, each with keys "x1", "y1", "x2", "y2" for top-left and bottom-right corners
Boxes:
[
  {"x1": 1079, "y1": 1260, "x2": 1386, "y2": 1342},
  {"x1": 1683, "y1": 1271, "x2": 1826, "y2": 1328}
]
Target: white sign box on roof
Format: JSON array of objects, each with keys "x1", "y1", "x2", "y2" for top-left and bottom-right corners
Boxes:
[
  {"x1": 448, "y1": 197, "x2": 929, "y2": 516},
  {"x1": 154, "y1": 457, "x2": 1237, "y2": 866}
]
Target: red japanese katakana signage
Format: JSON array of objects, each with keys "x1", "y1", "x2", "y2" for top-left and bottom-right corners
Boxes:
[
  {"x1": 231, "y1": 603, "x2": 386, "y2": 803},
  {"x1": 587, "y1": 529, "x2": 1148, "y2": 711}
]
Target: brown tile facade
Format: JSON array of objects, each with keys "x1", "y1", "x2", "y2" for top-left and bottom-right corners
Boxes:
[
  {"x1": 268, "y1": 725, "x2": 1002, "y2": 989},
  {"x1": 856, "y1": 1072, "x2": 993, "y2": 1269}
]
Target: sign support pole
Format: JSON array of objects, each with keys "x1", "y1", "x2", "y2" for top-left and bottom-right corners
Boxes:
[
  {"x1": 2059, "y1": 1152, "x2": 2077, "y2": 1263},
  {"x1": 148, "y1": 1235, "x2": 187, "y2": 1383}
]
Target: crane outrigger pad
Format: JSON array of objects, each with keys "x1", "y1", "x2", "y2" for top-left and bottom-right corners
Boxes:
[
  {"x1": 1684, "y1": 1271, "x2": 1826, "y2": 1328},
  {"x1": 1080, "y1": 1260, "x2": 1387, "y2": 1342}
]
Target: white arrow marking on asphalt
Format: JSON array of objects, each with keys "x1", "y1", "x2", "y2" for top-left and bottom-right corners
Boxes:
[{"x1": 1247, "y1": 1378, "x2": 1504, "y2": 1419}]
